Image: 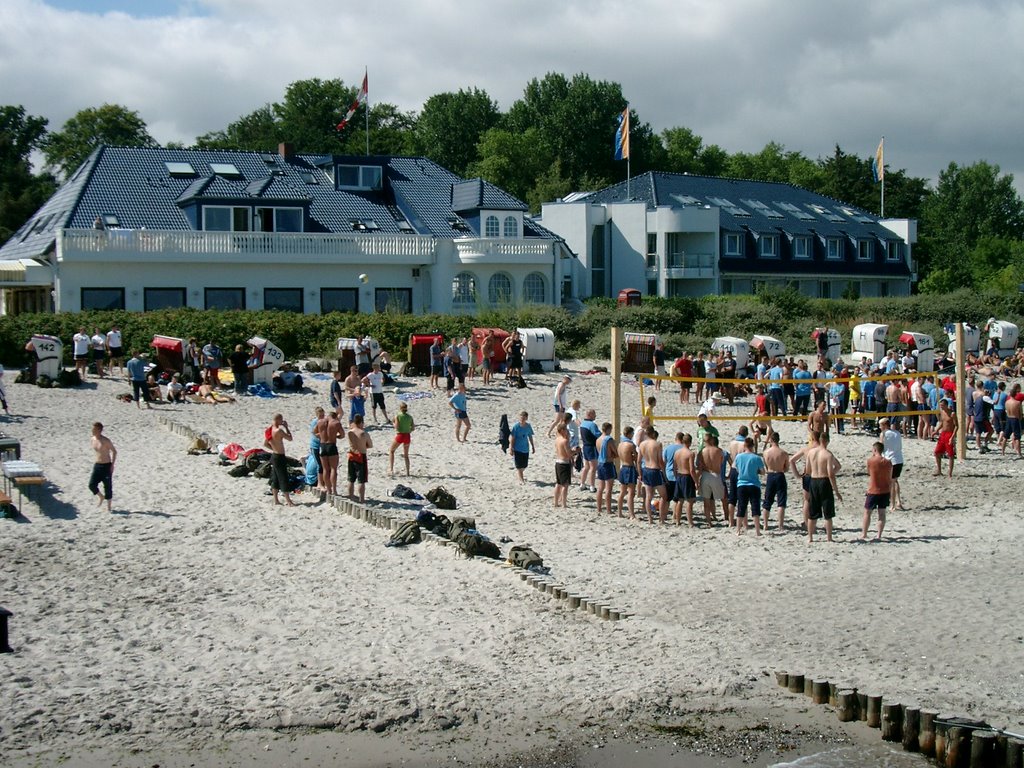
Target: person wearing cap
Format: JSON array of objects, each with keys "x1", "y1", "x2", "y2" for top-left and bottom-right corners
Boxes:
[{"x1": 546, "y1": 374, "x2": 571, "y2": 437}]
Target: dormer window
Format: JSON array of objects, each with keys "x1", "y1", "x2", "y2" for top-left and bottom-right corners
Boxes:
[
  {"x1": 503, "y1": 215, "x2": 518, "y2": 238},
  {"x1": 210, "y1": 163, "x2": 242, "y2": 178},
  {"x1": 164, "y1": 161, "x2": 196, "y2": 177},
  {"x1": 349, "y1": 218, "x2": 380, "y2": 232},
  {"x1": 102, "y1": 214, "x2": 121, "y2": 229},
  {"x1": 337, "y1": 164, "x2": 382, "y2": 190},
  {"x1": 485, "y1": 215, "x2": 500, "y2": 238}
]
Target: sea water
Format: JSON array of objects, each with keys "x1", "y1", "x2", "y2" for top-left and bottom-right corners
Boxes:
[{"x1": 769, "y1": 743, "x2": 931, "y2": 767}]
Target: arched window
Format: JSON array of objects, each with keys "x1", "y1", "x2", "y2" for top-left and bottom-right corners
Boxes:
[
  {"x1": 484, "y1": 215, "x2": 500, "y2": 238},
  {"x1": 503, "y1": 215, "x2": 518, "y2": 238},
  {"x1": 523, "y1": 272, "x2": 546, "y2": 304},
  {"x1": 488, "y1": 272, "x2": 513, "y2": 305},
  {"x1": 451, "y1": 271, "x2": 477, "y2": 305}
]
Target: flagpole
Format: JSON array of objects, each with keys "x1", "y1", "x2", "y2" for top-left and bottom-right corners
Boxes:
[
  {"x1": 880, "y1": 135, "x2": 885, "y2": 218},
  {"x1": 364, "y1": 67, "x2": 369, "y2": 156}
]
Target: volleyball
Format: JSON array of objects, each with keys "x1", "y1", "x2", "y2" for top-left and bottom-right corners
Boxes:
[{"x1": 359, "y1": 273, "x2": 369, "y2": 283}]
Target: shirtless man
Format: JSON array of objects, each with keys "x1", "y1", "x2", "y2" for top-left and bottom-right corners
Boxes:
[
  {"x1": 1000, "y1": 384, "x2": 1022, "y2": 457},
  {"x1": 316, "y1": 409, "x2": 344, "y2": 496},
  {"x1": 750, "y1": 388, "x2": 773, "y2": 453},
  {"x1": 808, "y1": 401, "x2": 830, "y2": 440},
  {"x1": 346, "y1": 414, "x2": 373, "y2": 502},
  {"x1": 790, "y1": 430, "x2": 821, "y2": 529},
  {"x1": 89, "y1": 422, "x2": 117, "y2": 512},
  {"x1": 480, "y1": 331, "x2": 495, "y2": 386},
  {"x1": 761, "y1": 432, "x2": 790, "y2": 531},
  {"x1": 344, "y1": 365, "x2": 366, "y2": 424},
  {"x1": 933, "y1": 399, "x2": 958, "y2": 477},
  {"x1": 863, "y1": 442, "x2": 892, "y2": 541},
  {"x1": 197, "y1": 383, "x2": 235, "y2": 403},
  {"x1": 553, "y1": 424, "x2": 573, "y2": 508},
  {"x1": 594, "y1": 423, "x2": 617, "y2": 516},
  {"x1": 616, "y1": 426, "x2": 639, "y2": 518},
  {"x1": 671, "y1": 434, "x2": 699, "y2": 526},
  {"x1": 638, "y1": 427, "x2": 668, "y2": 523},
  {"x1": 806, "y1": 432, "x2": 842, "y2": 543},
  {"x1": 265, "y1": 413, "x2": 295, "y2": 506},
  {"x1": 696, "y1": 434, "x2": 729, "y2": 525},
  {"x1": 726, "y1": 426, "x2": 748, "y2": 525}
]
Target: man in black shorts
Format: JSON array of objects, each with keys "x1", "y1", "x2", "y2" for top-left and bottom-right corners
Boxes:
[{"x1": 806, "y1": 432, "x2": 842, "y2": 543}]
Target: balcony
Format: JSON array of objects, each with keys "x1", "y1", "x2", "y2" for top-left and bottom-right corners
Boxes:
[
  {"x1": 646, "y1": 252, "x2": 716, "y2": 280},
  {"x1": 454, "y1": 238, "x2": 554, "y2": 264},
  {"x1": 58, "y1": 229, "x2": 438, "y2": 265}
]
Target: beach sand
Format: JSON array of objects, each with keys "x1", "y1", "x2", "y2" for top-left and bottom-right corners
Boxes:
[{"x1": 1, "y1": 361, "x2": 1021, "y2": 766}]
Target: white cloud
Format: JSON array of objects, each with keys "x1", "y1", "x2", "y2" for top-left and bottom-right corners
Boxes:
[{"x1": 2, "y1": 0, "x2": 1023, "y2": 190}]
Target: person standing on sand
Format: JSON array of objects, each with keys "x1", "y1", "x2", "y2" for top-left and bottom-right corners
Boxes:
[
  {"x1": 878, "y1": 418, "x2": 906, "y2": 511},
  {"x1": 594, "y1": 423, "x2": 616, "y2": 515},
  {"x1": 389, "y1": 402, "x2": 415, "y2": 476},
  {"x1": 317, "y1": 410, "x2": 343, "y2": 498},
  {"x1": 806, "y1": 432, "x2": 842, "y2": 543},
  {"x1": 126, "y1": 350, "x2": 152, "y2": 409},
  {"x1": 309, "y1": 407, "x2": 326, "y2": 496},
  {"x1": 105, "y1": 324, "x2": 124, "y2": 376},
  {"x1": 429, "y1": 336, "x2": 443, "y2": 390},
  {"x1": 671, "y1": 434, "x2": 698, "y2": 526},
  {"x1": 553, "y1": 424, "x2": 573, "y2": 508},
  {"x1": 547, "y1": 375, "x2": 571, "y2": 437},
  {"x1": 88, "y1": 422, "x2": 117, "y2": 512},
  {"x1": 1000, "y1": 383, "x2": 1022, "y2": 457},
  {"x1": 346, "y1": 414, "x2": 373, "y2": 502},
  {"x1": 790, "y1": 430, "x2": 821, "y2": 530},
  {"x1": 934, "y1": 400, "x2": 958, "y2": 477},
  {"x1": 72, "y1": 327, "x2": 90, "y2": 379},
  {"x1": 579, "y1": 408, "x2": 601, "y2": 492},
  {"x1": 480, "y1": 331, "x2": 495, "y2": 386},
  {"x1": 265, "y1": 413, "x2": 295, "y2": 506},
  {"x1": 653, "y1": 342, "x2": 667, "y2": 391},
  {"x1": 344, "y1": 365, "x2": 366, "y2": 424},
  {"x1": 808, "y1": 400, "x2": 830, "y2": 440},
  {"x1": 90, "y1": 328, "x2": 107, "y2": 377},
  {"x1": 696, "y1": 434, "x2": 728, "y2": 526},
  {"x1": 638, "y1": 427, "x2": 668, "y2": 523},
  {"x1": 362, "y1": 363, "x2": 390, "y2": 425},
  {"x1": 616, "y1": 426, "x2": 639, "y2": 518},
  {"x1": 761, "y1": 432, "x2": 789, "y2": 532},
  {"x1": 863, "y1": 442, "x2": 892, "y2": 541},
  {"x1": 449, "y1": 382, "x2": 471, "y2": 443},
  {"x1": 733, "y1": 437, "x2": 765, "y2": 536},
  {"x1": 509, "y1": 410, "x2": 535, "y2": 484}
]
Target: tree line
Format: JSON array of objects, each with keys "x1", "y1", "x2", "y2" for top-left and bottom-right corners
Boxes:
[{"x1": 2, "y1": 72, "x2": 1023, "y2": 293}]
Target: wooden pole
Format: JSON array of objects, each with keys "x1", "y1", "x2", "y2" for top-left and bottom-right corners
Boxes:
[
  {"x1": 611, "y1": 327, "x2": 622, "y2": 441},
  {"x1": 837, "y1": 690, "x2": 858, "y2": 722},
  {"x1": 803, "y1": 676, "x2": 814, "y2": 697},
  {"x1": 919, "y1": 710, "x2": 938, "y2": 756},
  {"x1": 903, "y1": 706, "x2": 921, "y2": 752},
  {"x1": 882, "y1": 703, "x2": 903, "y2": 742},
  {"x1": 812, "y1": 680, "x2": 830, "y2": 705},
  {"x1": 947, "y1": 726, "x2": 967, "y2": 768},
  {"x1": 788, "y1": 673, "x2": 805, "y2": 694},
  {"x1": 866, "y1": 695, "x2": 883, "y2": 728},
  {"x1": 775, "y1": 670, "x2": 788, "y2": 687},
  {"x1": 955, "y1": 322, "x2": 967, "y2": 460},
  {"x1": 970, "y1": 731, "x2": 995, "y2": 768},
  {"x1": 1005, "y1": 737, "x2": 1023, "y2": 768}
]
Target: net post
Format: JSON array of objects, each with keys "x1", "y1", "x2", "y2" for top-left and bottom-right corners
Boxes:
[
  {"x1": 611, "y1": 327, "x2": 622, "y2": 440},
  {"x1": 955, "y1": 323, "x2": 967, "y2": 461}
]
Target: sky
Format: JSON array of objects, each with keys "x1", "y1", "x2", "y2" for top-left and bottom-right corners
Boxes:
[{"x1": 3, "y1": 0, "x2": 1023, "y2": 193}]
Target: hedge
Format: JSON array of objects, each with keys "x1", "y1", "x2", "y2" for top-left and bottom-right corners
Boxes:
[{"x1": 2, "y1": 289, "x2": 1022, "y2": 367}]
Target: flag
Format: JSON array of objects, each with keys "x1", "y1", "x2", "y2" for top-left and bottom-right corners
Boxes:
[
  {"x1": 337, "y1": 71, "x2": 368, "y2": 131},
  {"x1": 871, "y1": 137, "x2": 884, "y2": 182},
  {"x1": 614, "y1": 107, "x2": 630, "y2": 161}
]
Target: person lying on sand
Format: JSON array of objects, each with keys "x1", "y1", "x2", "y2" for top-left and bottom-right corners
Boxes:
[{"x1": 191, "y1": 383, "x2": 236, "y2": 404}]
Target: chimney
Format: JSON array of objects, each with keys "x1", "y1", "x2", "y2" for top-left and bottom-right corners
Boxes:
[{"x1": 278, "y1": 142, "x2": 294, "y2": 160}]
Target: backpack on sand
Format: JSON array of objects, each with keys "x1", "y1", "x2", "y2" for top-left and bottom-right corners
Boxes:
[
  {"x1": 449, "y1": 517, "x2": 500, "y2": 559},
  {"x1": 507, "y1": 544, "x2": 543, "y2": 569},
  {"x1": 386, "y1": 519, "x2": 422, "y2": 547},
  {"x1": 425, "y1": 486, "x2": 457, "y2": 510}
]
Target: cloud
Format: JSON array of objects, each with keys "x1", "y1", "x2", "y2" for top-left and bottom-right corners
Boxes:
[{"x1": 2, "y1": 0, "x2": 1022, "y2": 190}]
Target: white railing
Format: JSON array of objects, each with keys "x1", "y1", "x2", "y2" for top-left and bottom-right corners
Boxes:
[
  {"x1": 666, "y1": 252, "x2": 715, "y2": 270},
  {"x1": 455, "y1": 238, "x2": 553, "y2": 260},
  {"x1": 60, "y1": 229, "x2": 438, "y2": 261}
]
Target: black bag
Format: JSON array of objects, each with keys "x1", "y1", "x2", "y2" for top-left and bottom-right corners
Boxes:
[
  {"x1": 499, "y1": 414, "x2": 511, "y2": 453},
  {"x1": 507, "y1": 544, "x2": 543, "y2": 569},
  {"x1": 386, "y1": 519, "x2": 422, "y2": 547},
  {"x1": 451, "y1": 527, "x2": 500, "y2": 559},
  {"x1": 390, "y1": 484, "x2": 423, "y2": 500},
  {"x1": 227, "y1": 465, "x2": 251, "y2": 477},
  {"x1": 574, "y1": 451, "x2": 583, "y2": 472},
  {"x1": 425, "y1": 486, "x2": 457, "y2": 510}
]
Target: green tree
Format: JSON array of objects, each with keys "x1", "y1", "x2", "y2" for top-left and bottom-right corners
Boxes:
[
  {"x1": 918, "y1": 161, "x2": 1024, "y2": 286},
  {"x1": 196, "y1": 104, "x2": 279, "y2": 151},
  {"x1": 661, "y1": 126, "x2": 729, "y2": 176},
  {"x1": 0, "y1": 105, "x2": 56, "y2": 245},
  {"x1": 726, "y1": 141, "x2": 820, "y2": 186},
  {"x1": 43, "y1": 103, "x2": 156, "y2": 178},
  {"x1": 468, "y1": 127, "x2": 549, "y2": 204},
  {"x1": 414, "y1": 88, "x2": 500, "y2": 176}
]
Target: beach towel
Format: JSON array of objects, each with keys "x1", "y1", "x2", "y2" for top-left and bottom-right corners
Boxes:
[
  {"x1": 218, "y1": 442, "x2": 245, "y2": 462},
  {"x1": 304, "y1": 453, "x2": 319, "y2": 486},
  {"x1": 249, "y1": 383, "x2": 275, "y2": 398},
  {"x1": 396, "y1": 390, "x2": 433, "y2": 402}
]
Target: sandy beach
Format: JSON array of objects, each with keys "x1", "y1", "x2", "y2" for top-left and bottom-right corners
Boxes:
[{"x1": 1, "y1": 359, "x2": 1021, "y2": 766}]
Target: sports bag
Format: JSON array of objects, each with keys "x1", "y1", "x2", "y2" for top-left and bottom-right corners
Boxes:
[
  {"x1": 386, "y1": 519, "x2": 422, "y2": 547},
  {"x1": 507, "y1": 544, "x2": 543, "y2": 569},
  {"x1": 425, "y1": 486, "x2": 457, "y2": 510}
]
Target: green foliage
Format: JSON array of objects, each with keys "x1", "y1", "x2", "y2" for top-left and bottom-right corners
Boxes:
[
  {"x1": 414, "y1": 88, "x2": 499, "y2": 177},
  {"x1": 0, "y1": 106, "x2": 56, "y2": 246},
  {"x1": 43, "y1": 104, "x2": 156, "y2": 178}
]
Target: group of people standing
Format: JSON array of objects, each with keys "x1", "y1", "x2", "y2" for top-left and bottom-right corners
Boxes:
[
  {"x1": 428, "y1": 330, "x2": 526, "y2": 390},
  {"x1": 71, "y1": 325, "x2": 124, "y2": 379}
]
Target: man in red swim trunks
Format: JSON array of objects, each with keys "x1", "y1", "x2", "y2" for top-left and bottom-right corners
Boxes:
[
  {"x1": 346, "y1": 414, "x2": 373, "y2": 502},
  {"x1": 933, "y1": 399, "x2": 958, "y2": 478}
]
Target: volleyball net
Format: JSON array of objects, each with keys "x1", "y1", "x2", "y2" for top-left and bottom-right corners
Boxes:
[{"x1": 636, "y1": 370, "x2": 943, "y2": 424}]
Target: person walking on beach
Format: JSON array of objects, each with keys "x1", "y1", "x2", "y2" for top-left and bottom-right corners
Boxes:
[
  {"x1": 449, "y1": 382, "x2": 471, "y2": 443},
  {"x1": 346, "y1": 414, "x2": 373, "y2": 502},
  {"x1": 509, "y1": 410, "x2": 535, "y2": 484},
  {"x1": 616, "y1": 426, "x2": 639, "y2": 518},
  {"x1": 934, "y1": 400, "x2": 958, "y2": 477},
  {"x1": 317, "y1": 409, "x2": 343, "y2": 497},
  {"x1": 806, "y1": 432, "x2": 842, "y2": 543},
  {"x1": 879, "y1": 418, "x2": 906, "y2": 511},
  {"x1": 863, "y1": 442, "x2": 892, "y2": 541},
  {"x1": 389, "y1": 402, "x2": 415, "y2": 476},
  {"x1": 547, "y1": 375, "x2": 571, "y2": 437},
  {"x1": 126, "y1": 350, "x2": 152, "y2": 409},
  {"x1": 594, "y1": 422, "x2": 616, "y2": 515},
  {"x1": 89, "y1": 422, "x2": 117, "y2": 512},
  {"x1": 265, "y1": 413, "x2": 295, "y2": 506},
  {"x1": 553, "y1": 424, "x2": 573, "y2": 508}
]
